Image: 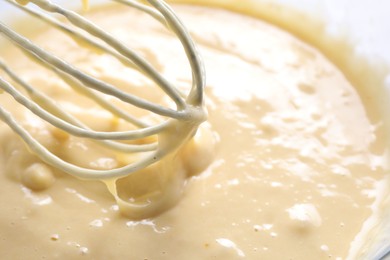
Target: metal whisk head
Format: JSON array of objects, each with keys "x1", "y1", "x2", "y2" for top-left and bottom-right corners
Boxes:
[{"x1": 0, "y1": 0, "x2": 206, "y2": 180}]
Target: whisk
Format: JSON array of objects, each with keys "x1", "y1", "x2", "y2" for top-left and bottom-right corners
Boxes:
[{"x1": 0, "y1": 0, "x2": 206, "y2": 180}]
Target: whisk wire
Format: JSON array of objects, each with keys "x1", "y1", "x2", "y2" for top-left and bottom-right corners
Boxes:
[
  {"x1": 0, "y1": 0, "x2": 206, "y2": 179},
  {"x1": 28, "y1": 0, "x2": 188, "y2": 110},
  {"x1": 0, "y1": 21, "x2": 184, "y2": 119}
]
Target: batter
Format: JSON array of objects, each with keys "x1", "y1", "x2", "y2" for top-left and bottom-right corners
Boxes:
[{"x1": 0, "y1": 2, "x2": 389, "y2": 259}]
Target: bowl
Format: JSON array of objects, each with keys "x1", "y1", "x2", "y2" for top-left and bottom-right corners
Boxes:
[{"x1": 1, "y1": 0, "x2": 389, "y2": 259}]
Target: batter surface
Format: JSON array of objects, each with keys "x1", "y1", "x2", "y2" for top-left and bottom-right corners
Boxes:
[{"x1": 0, "y1": 3, "x2": 389, "y2": 259}]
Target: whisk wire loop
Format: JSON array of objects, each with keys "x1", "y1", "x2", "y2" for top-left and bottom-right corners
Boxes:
[{"x1": 0, "y1": 0, "x2": 206, "y2": 180}]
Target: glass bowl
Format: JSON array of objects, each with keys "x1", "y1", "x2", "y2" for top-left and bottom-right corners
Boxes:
[{"x1": 1, "y1": 1, "x2": 389, "y2": 259}]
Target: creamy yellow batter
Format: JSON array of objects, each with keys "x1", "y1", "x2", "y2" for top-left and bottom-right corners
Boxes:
[{"x1": 0, "y1": 2, "x2": 389, "y2": 259}]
